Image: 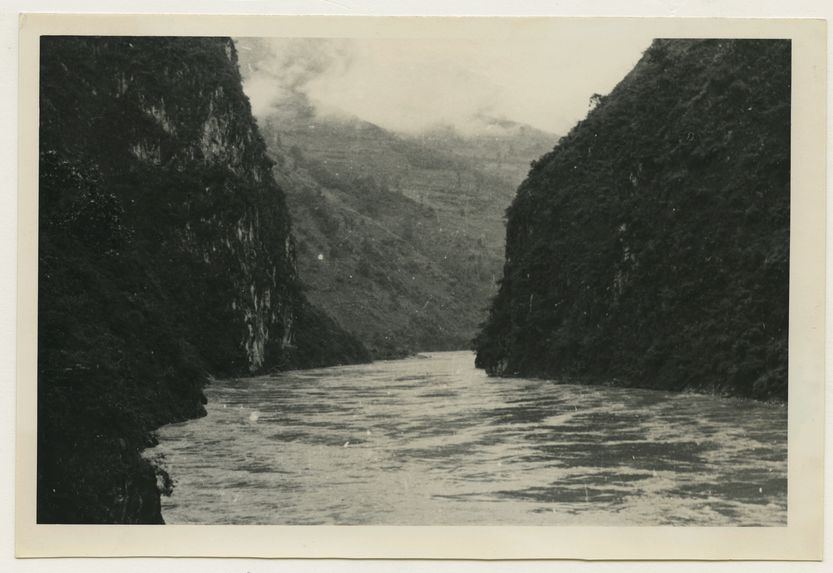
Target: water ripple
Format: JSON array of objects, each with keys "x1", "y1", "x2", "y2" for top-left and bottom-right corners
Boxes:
[{"x1": 149, "y1": 351, "x2": 787, "y2": 525}]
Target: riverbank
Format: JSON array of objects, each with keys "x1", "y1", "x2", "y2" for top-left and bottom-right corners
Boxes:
[{"x1": 490, "y1": 368, "x2": 788, "y2": 405}]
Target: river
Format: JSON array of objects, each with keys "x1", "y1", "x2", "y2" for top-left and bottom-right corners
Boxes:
[{"x1": 149, "y1": 351, "x2": 787, "y2": 525}]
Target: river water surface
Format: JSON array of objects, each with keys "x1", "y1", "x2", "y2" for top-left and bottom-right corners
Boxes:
[{"x1": 150, "y1": 351, "x2": 787, "y2": 525}]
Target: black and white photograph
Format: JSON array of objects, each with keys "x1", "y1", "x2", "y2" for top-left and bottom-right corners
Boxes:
[{"x1": 15, "y1": 13, "x2": 826, "y2": 560}]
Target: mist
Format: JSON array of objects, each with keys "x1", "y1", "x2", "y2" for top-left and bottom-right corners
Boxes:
[{"x1": 234, "y1": 32, "x2": 654, "y2": 136}]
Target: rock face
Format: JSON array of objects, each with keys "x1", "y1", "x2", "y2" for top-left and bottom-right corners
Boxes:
[
  {"x1": 474, "y1": 39, "x2": 790, "y2": 401},
  {"x1": 37, "y1": 37, "x2": 367, "y2": 523}
]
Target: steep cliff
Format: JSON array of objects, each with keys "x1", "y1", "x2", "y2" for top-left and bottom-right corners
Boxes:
[
  {"x1": 474, "y1": 39, "x2": 790, "y2": 401},
  {"x1": 37, "y1": 37, "x2": 367, "y2": 523}
]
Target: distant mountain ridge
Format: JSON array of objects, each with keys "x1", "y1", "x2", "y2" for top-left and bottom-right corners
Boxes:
[
  {"x1": 235, "y1": 38, "x2": 559, "y2": 358},
  {"x1": 411, "y1": 118, "x2": 557, "y2": 186},
  {"x1": 259, "y1": 117, "x2": 495, "y2": 357},
  {"x1": 254, "y1": 106, "x2": 556, "y2": 358}
]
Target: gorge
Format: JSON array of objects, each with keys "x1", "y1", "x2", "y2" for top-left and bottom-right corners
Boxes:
[{"x1": 36, "y1": 35, "x2": 791, "y2": 527}]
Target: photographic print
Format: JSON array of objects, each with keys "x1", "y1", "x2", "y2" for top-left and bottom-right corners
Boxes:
[{"x1": 17, "y1": 15, "x2": 825, "y2": 559}]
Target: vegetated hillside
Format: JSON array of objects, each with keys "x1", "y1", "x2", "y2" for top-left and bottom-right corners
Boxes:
[
  {"x1": 252, "y1": 109, "x2": 554, "y2": 358},
  {"x1": 475, "y1": 39, "x2": 790, "y2": 401},
  {"x1": 234, "y1": 38, "x2": 557, "y2": 358},
  {"x1": 260, "y1": 127, "x2": 496, "y2": 357},
  {"x1": 38, "y1": 37, "x2": 368, "y2": 524},
  {"x1": 410, "y1": 119, "x2": 556, "y2": 187},
  {"x1": 263, "y1": 113, "x2": 519, "y2": 259}
]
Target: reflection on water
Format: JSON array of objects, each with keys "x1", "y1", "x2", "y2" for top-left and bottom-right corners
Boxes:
[{"x1": 150, "y1": 351, "x2": 787, "y2": 525}]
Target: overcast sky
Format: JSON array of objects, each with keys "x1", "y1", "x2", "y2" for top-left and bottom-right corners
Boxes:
[{"x1": 235, "y1": 30, "x2": 655, "y2": 136}]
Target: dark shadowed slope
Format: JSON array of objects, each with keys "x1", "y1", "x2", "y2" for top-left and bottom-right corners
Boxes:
[{"x1": 475, "y1": 39, "x2": 790, "y2": 401}]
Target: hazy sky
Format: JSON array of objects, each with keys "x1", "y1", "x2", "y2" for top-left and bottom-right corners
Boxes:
[{"x1": 235, "y1": 30, "x2": 655, "y2": 136}]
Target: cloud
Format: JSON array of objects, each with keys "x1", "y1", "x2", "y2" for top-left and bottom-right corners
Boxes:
[
  {"x1": 234, "y1": 32, "x2": 654, "y2": 136},
  {"x1": 236, "y1": 38, "x2": 352, "y2": 120}
]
